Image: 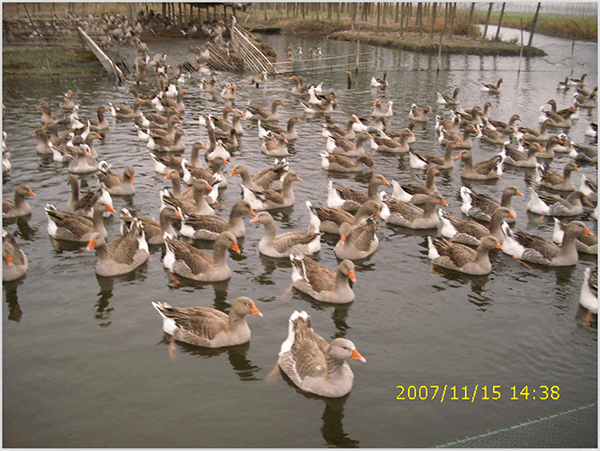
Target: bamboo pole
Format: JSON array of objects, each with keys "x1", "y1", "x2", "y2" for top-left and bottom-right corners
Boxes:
[
  {"x1": 482, "y1": 2, "x2": 493, "y2": 41},
  {"x1": 430, "y1": 3, "x2": 437, "y2": 39},
  {"x1": 518, "y1": 19, "x2": 523, "y2": 74},
  {"x1": 527, "y1": 2, "x2": 541, "y2": 56},
  {"x1": 467, "y1": 3, "x2": 475, "y2": 37},
  {"x1": 495, "y1": 2, "x2": 506, "y2": 40},
  {"x1": 437, "y1": 34, "x2": 442, "y2": 73}
]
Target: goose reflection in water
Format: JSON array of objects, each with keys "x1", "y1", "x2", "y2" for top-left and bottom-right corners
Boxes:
[
  {"x1": 157, "y1": 337, "x2": 262, "y2": 382},
  {"x1": 94, "y1": 267, "x2": 149, "y2": 327},
  {"x1": 3, "y1": 279, "x2": 24, "y2": 322}
]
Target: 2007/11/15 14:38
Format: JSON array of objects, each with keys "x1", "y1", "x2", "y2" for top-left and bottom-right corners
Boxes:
[{"x1": 396, "y1": 385, "x2": 561, "y2": 402}]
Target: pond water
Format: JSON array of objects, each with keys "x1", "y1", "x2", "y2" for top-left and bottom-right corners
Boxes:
[{"x1": 2, "y1": 28, "x2": 597, "y2": 448}]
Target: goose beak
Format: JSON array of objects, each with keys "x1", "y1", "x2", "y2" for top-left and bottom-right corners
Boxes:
[
  {"x1": 508, "y1": 212, "x2": 516, "y2": 219},
  {"x1": 164, "y1": 172, "x2": 172, "y2": 179},
  {"x1": 495, "y1": 242, "x2": 503, "y2": 250},
  {"x1": 340, "y1": 234, "x2": 347, "y2": 244},
  {"x1": 573, "y1": 165, "x2": 580, "y2": 171},
  {"x1": 230, "y1": 169, "x2": 237, "y2": 176},
  {"x1": 231, "y1": 242, "x2": 241, "y2": 254},
  {"x1": 28, "y1": 189, "x2": 36, "y2": 196},
  {"x1": 106, "y1": 205, "x2": 117, "y2": 213},
  {"x1": 204, "y1": 181, "x2": 212, "y2": 190},
  {"x1": 173, "y1": 209, "x2": 182, "y2": 218},
  {"x1": 250, "y1": 216, "x2": 260, "y2": 223},
  {"x1": 250, "y1": 305, "x2": 263, "y2": 317},
  {"x1": 348, "y1": 270, "x2": 357, "y2": 283},
  {"x1": 86, "y1": 240, "x2": 96, "y2": 251},
  {"x1": 440, "y1": 198, "x2": 449, "y2": 207},
  {"x1": 382, "y1": 177, "x2": 390, "y2": 186},
  {"x1": 248, "y1": 208, "x2": 256, "y2": 216},
  {"x1": 351, "y1": 348, "x2": 366, "y2": 363},
  {"x1": 583, "y1": 226, "x2": 593, "y2": 235},
  {"x1": 5, "y1": 254, "x2": 13, "y2": 267},
  {"x1": 516, "y1": 190, "x2": 524, "y2": 196},
  {"x1": 130, "y1": 174, "x2": 135, "y2": 182}
]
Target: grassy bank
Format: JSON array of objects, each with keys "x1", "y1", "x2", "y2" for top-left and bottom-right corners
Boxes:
[{"x1": 3, "y1": 45, "x2": 101, "y2": 77}]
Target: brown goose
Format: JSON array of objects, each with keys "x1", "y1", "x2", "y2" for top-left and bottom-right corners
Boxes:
[
  {"x1": 323, "y1": 116, "x2": 361, "y2": 140},
  {"x1": 428, "y1": 235, "x2": 502, "y2": 276},
  {"x1": 248, "y1": 71, "x2": 267, "y2": 88},
  {"x1": 436, "y1": 87, "x2": 461, "y2": 106},
  {"x1": 250, "y1": 209, "x2": 322, "y2": 258},
  {"x1": 439, "y1": 124, "x2": 477, "y2": 149},
  {"x1": 334, "y1": 217, "x2": 379, "y2": 260},
  {"x1": 119, "y1": 206, "x2": 181, "y2": 245},
  {"x1": 480, "y1": 125, "x2": 515, "y2": 144},
  {"x1": 500, "y1": 141, "x2": 541, "y2": 168},
  {"x1": 301, "y1": 95, "x2": 336, "y2": 115},
  {"x1": 327, "y1": 174, "x2": 390, "y2": 212},
  {"x1": 3, "y1": 184, "x2": 35, "y2": 219},
  {"x1": 460, "y1": 185, "x2": 523, "y2": 223},
  {"x1": 45, "y1": 200, "x2": 115, "y2": 243},
  {"x1": 163, "y1": 231, "x2": 240, "y2": 282},
  {"x1": 486, "y1": 113, "x2": 522, "y2": 131},
  {"x1": 553, "y1": 218, "x2": 597, "y2": 255},
  {"x1": 179, "y1": 200, "x2": 255, "y2": 240},
  {"x1": 86, "y1": 220, "x2": 149, "y2": 277},
  {"x1": 371, "y1": 99, "x2": 393, "y2": 117},
  {"x1": 290, "y1": 255, "x2": 356, "y2": 304},
  {"x1": 97, "y1": 161, "x2": 135, "y2": 196},
  {"x1": 3, "y1": 230, "x2": 28, "y2": 282},
  {"x1": 527, "y1": 189, "x2": 591, "y2": 217},
  {"x1": 66, "y1": 175, "x2": 112, "y2": 218},
  {"x1": 481, "y1": 78, "x2": 503, "y2": 94},
  {"x1": 147, "y1": 128, "x2": 187, "y2": 153},
  {"x1": 536, "y1": 161, "x2": 579, "y2": 192},
  {"x1": 501, "y1": 220, "x2": 591, "y2": 266},
  {"x1": 381, "y1": 192, "x2": 447, "y2": 229},
  {"x1": 152, "y1": 296, "x2": 262, "y2": 349},
  {"x1": 246, "y1": 99, "x2": 284, "y2": 122},
  {"x1": 435, "y1": 114, "x2": 462, "y2": 134},
  {"x1": 320, "y1": 152, "x2": 374, "y2": 173},
  {"x1": 161, "y1": 179, "x2": 215, "y2": 216},
  {"x1": 519, "y1": 118, "x2": 554, "y2": 142},
  {"x1": 33, "y1": 127, "x2": 53, "y2": 155},
  {"x1": 407, "y1": 104, "x2": 433, "y2": 123},
  {"x1": 180, "y1": 156, "x2": 228, "y2": 188},
  {"x1": 457, "y1": 150, "x2": 503, "y2": 181},
  {"x1": 309, "y1": 200, "x2": 381, "y2": 235},
  {"x1": 260, "y1": 131, "x2": 288, "y2": 157},
  {"x1": 109, "y1": 99, "x2": 144, "y2": 120},
  {"x1": 326, "y1": 131, "x2": 372, "y2": 157},
  {"x1": 147, "y1": 115, "x2": 182, "y2": 140},
  {"x1": 261, "y1": 116, "x2": 301, "y2": 140},
  {"x1": 152, "y1": 141, "x2": 207, "y2": 176},
  {"x1": 199, "y1": 76, "x2": 217, "y2": 92},
  {"x1": 438, "y1": 207, "x2": 514, "y2": 246},
  {"x1": 38, "y1": 101, "x2": 70, "y2": 125},
  {"x1": 60, "y1": 89, "x2": 79, "y2": 110},
  {"x1": 370, "y1": 129, "x2": 413, "y2": 154},
  {"x1": 87, "y1": 105, "x2": 110, "y2": 132},
  {"x1": 242, "y1": 172, "x2": 301, "y2": 211},
  {"x1": 409, "y1": 142, "x2": 459, "y2": 170},
  {"x1": 370, "y1": 71, "x2": 388, "y2": 88},
  {"x1": 276, "y1": 311, "x2": 365, "y2": 398},
  {"x1": 391, "y1": 165, "x2": 442, "y2": 205},
  {"x1": 230, "y1": 161, "x2": 288, "y2": 194}
]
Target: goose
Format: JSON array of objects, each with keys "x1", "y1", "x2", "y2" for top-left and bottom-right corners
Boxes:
[
  {"x1": 480, "y1": 125, "x2": 515, "y2": 145},
  {"x1": 553, "y1": 218, "x2": 597, "y2": 255},
  {"x1": 248, "y1": 71, "x2": 267, "y2": 88},
  {"x1": 435, "y1": 114, "x2": 462, "y2": 134},
  {"x1": 87, "y1": 105, "x2": 110, "y2": 132},
  {"x1": 145, "y1": 106, "x2": 180, "y2": 126},
  {"x1": 199, "y1": 76, "x2": 217, "y2": 92},
  {"x1": 578, "y1": 174, "x2": 597, "y2": 203},
  {"x1": 260, "y1": 131, "x2": 289, "y2": 157},
  {"x1": 573, "y1": 91, "x2": 597, "y2": 110},
  {"x1": 481, "y1": 78, "x2": 503, "y2": 94},
  {"x1": 230, "y1": 160, "x2": 289, "y2": 194},
  {"x1": 380, "y1": 192, "x2": 447, "y2": 229},
  {"x1": 428, "y1": 235, "x2": 502, "y2": 276},
  {"x1": 250, "y1": 207, "x2": 322, "y2": 258},
  {"x1": 37, "y1": 101, "x2": 70, "y2": 125},
  {"x1": 486, "y1": 113, "x2": 522, "y2": 131},
  {"x1": 327, "y1": 174, "x2": 390, "y2": 212},
  {"x1": 2, "y1": 230, "x2": 28, "y2": 282},
  {"x1": 206, "y1": 139, "x2": 231, "y2": 163},
  {"x1": 119, "y1": 206, "x2": 181, "y2": 245},
  {"x1": 261, "y1": 116, "x2": 301, "y2": 140},
  {"x1": 86, "y1": 221, "x2": 149, "y2": 277},
  {"x1": 3, "y1": 184, "x2": 35, "y2": 219},
  {"x1": 179, "y1": 200, "x2": 255, "y2": 241},
  {"x1": 535, "y1": 161, "x2": 579, "y2": 192},
  {"x1": 246, "y1": 99, "x2": 285, "y2": 122},
  {"x1": 327, "y1": 131, "x2": 372, "y2": 157},
  {"x1": 370, "y1": 71, "x2": 388, "y2": 88},
  {"x1": 66, "y1": 175, "x2": 113, "y2": 218},
  {"x1": 45, "y1": 200, "x2": 115, "y2": 243},
  {"x1": 436, "y1": 87, "x2": 461, "y2": 106},
  {"x1": 152, "y1": 141, "x2": 206, "y2": 176},
  {"x1": 439, "y1": 207, "x2": 513, "y2": 246},
  {"x1": 456, "y1": 106, "x2": 484, "y2": 126},
  {"x1": 409, "y1": 142, "x2": 459, "y2": 170},
  {"x1": 64, "y1": 145, "x2": 98, "y2": 175},
  {"x1": 370, "y1": 129, "x2": 412, "y2": 154},
  {"x1": 500, "y1": 141, "x2": 541, "y2": 168},
  {"x1": 147, "y1": 115, "x2": 182, "y2": 140},
  {"x1": 457, "y1": 150, "x2": 503, "y2": 180},
  {"x1": 2, "y1": 146, "x2": 10, "y2": 174},
  {"x1": 460, "y1": 185, "x2": 523, "y2": 223},
  {"x1": 439, "y1": 124, "x2": 477, "y2": 149},
  {"x1": 289, "y1": 75, "x2": 310, "y2": 96},
  {"x1": 180, "y1": 156, "x2": 228, "y2": 188},
  {"x1": 290, "y1": 254, "x2": 356, "y2": 304},
  {"x1": 527, "y1": 189, "x2": 591, "y2": 217},
  {"x1": 162, "y1": 89, "x2": 187, "y2": 113},
  {"x1": 33, "y1": 127, "x2": 53, "y2": 155},
  {"x1": 579, "y1": 268, "x2": 598, "y2": 320},
  {"x1": 407, "y1": 104, "x2": 433, "y2": 123},
  {"x1": 501, "y1": 220, "x2": 591, "y2": 266},
  {"x1": 220, "y1": 83, "x2": 237, "y2": 100},
  {"x1": 242, "y1": 171, "x2": 301, "y2": 211},
  {"x1": 60, "y1": 89, "x2": 79, "y2": 110},
  {"x1": 276, "y1": 310, "x2": 365, "y2": 398},
  {"x1": 390, "y1": 166, "x2": 442, "y2": 205},
  {"x1": 322, "y1": 116, "x2": 362, "y2": 140},
  {"x1": 309, "y1": 200, "x2": 382, "y2": 235},
  {"x1": 371, "y1": 99, "x2": 393, "y2": 118},
  {"x1": 147, "y1": 128, "x2": 188, "y2": 153},
  {"x1": 585, "y1": 122, "x2": 598, "y2": 138},
  {"x1": 569, "y1": 142, "x2": 598, "y2": 164},
  {"x1": 576, "y1": 86, "x2": 597, "y2": 98},
  {"x1": 334, "y1": 217, "x2": 379, "y2": 260},
  {"x1": 97, "y1": 161, "x2": 135, "y2": 196},
  {"x1": 519, "y1": 118, "x2": 554, "y2": 143},
  {"x1": 557, "y1": 76, "x2": 570, "y2": 90},
  {"x1": 152, "y1": 297, "x2": 262, "y2": 349},
  {"x1": 163, "y1": 231, "x2": 240, "y2": 282},
  {"x1": 546, "y1": 106, "x2": 578, "y2": 128},
  {"x1": 109, "y1": 99, "x2": 144, "y2": 120},
  {"x1": 568, "y1": 73, "x2": 587, "y2": 87},
  {"x1": 320, "y1": 152, "x2": 374, "y2": 173},
  {"x1": 536, "y1": 135, "x2": 564, "y2": 159},
  {"x1": 160, "y1": 180, "x2": 216, "y2": 216},
  {"x1": 301, "y1": 95, "x2": 336, "y2": 115}
]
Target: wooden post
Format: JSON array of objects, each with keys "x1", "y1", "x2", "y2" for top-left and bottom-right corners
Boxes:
[
  {"x1": 377, "y1": 2, "x2": 381, "y2": 31},
  {"x1": 449, "y1": 2, "x2": 457, "y2": 38},
  {"x1": 518, "y1": 19, "x2": 523, "y2": 74},
  {"x1": 316, "y1": 3, "x2": 320, "y2": 20},
  {"x1": 570, "y1": 38, "x2": 575, "y2": 76},
  {"x1": 437, "y1": 34, "x2": 443, "y2": 73},
  {"x1": 395, "y1": 3, "x2": 399, "y2": 23},
  {"x1": 336, "y1": 3, "x2": 339, "y2": 21},
  {"x1": 443, "y1": 2, "x2": 449, "y2": 36},
  {"x1": 355, "y1": 12, "x2": 361, "y2": 73},
  {"x1": 482, "y1": 2, "x2": 493, "y2": 41},
  {"x1": 467, "y1": 2, "x2": 475, "y2": 37},
  {"x1": 527, "y1": 2, "x2": 541, "y2": 56},
  {"x1": 430, "y1": 3, "x2": 437, "y2": 39},
  {"x1": 328, "y1": 3, "x2": 332, "y2": 20},
  {"x1": 495, "y1": 2, "x2": 506, "y2": 40},
  {"x1": 399, "y1": 3, "x2": 405, "y2": 38},
  {"x1": 418, "y1": 3, "x2": 423, "y2": 36}
]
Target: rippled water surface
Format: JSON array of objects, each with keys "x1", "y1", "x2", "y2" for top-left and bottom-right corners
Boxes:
[{"x1": 3, "y1": 29, "x2": 597, "y2": 448}]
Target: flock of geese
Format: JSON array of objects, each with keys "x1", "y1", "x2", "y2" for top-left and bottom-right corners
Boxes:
[{"x1": 2, "y1": 34, "x2": 598, "y2": 397}]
